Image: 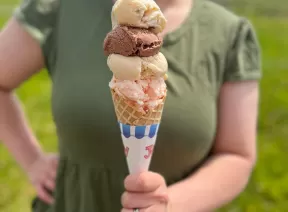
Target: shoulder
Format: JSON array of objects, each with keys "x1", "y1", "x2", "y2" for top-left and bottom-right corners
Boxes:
[
  {"x1": 12, "y1": 0, "x2": 60, "y2": 70},
  {"x1": 14, "y1": 0, "x2": 60, "y2": 45},
  {"x1": 194, "y1": 1, "x2": 259, "y2": 57},
  {"x1": 190, "y1": 1, "x2": 261, "y2": 84},
  {"x1": 196, "y1": 1, "x2": 249, "y2": 44},
  {"x1": 199, "y1": 1, "x2": 241, "y2": 27},
  {"x1": 15, "y1": 0, "x2": 59, "y2": 18}
]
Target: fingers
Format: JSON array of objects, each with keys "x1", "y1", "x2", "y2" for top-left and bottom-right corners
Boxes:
[
  {"x1": 121, "y1": 191, "x2": 169, "y2": 209},
  {"x1": 52, "y1": 156, "x2": 59, "y2": 168},
  {"x1": 121, "y1": 206, "x2": 167, "y2": 212},
  {"x1": 44, "y1": 175, "x2": 56, "y2": 191},
  {"x1": 121, "y1": 209, "x2": 142, "y2": 212},
  {"x1": 122, "y1": 172, "x2": 169, "y2": 211},
  {"x1": 124, "y1": 172, "x2": 166, "y2": 192},
  {"x1": 40, "y1": 163, "x2": 57, "y2": 191},
  {"x1": 121, "y1": 209, "x2": 145, "y2": 212},
  {"x1": 36, "y1": 156, "x2": 58, "y2": 205},
  {"x1": 49, "y1": 166, "x2": 57, "y2": 179},
  {"x1": 48, "y1": 154, "x2": 59, "y2": 169},
  {"x1": 36, "y1": 184, "x2": 54, "y2": 204},
  {"x1": 36, "y1": 172, "x2": 56, "y2": 204}
]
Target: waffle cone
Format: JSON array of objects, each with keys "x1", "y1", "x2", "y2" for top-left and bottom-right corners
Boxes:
[{"x1": 111, "y1": 89, "x2": 165, "y2": 126}]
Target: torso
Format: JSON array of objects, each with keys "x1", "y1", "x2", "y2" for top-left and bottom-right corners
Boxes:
[
  {"x1": 34, "y1": 0, "x2": 239, "y2": 210},
  {"x1": 52, "y1": 0, "x2": 217, "y2": 181}
]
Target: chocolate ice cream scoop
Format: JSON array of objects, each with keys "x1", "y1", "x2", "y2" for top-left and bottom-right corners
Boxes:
[{"x1": 103, "y1": 26, "x2": 162, "y2": 57}]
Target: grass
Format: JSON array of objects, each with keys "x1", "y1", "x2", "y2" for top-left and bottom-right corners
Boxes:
[{"x1": 1, "y1": 1, "x2": 288, "y2": 211}]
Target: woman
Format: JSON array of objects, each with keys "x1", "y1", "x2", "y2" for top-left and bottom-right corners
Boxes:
[{"x1": 0, "y1": 0, "x2": 261, "y2": 211}]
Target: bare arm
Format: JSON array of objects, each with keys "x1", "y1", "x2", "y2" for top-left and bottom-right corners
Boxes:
[
  {"x1": 0, "y1": 17, "x2": 45, "y2": 172},
  {"x1": 168, "y1": 81, "x2": 259, "y2": 211}
]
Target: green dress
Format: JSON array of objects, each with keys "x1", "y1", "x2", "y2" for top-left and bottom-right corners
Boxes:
[{"x1": 14, "y1": 0, "x2": 262, "y2": 211}]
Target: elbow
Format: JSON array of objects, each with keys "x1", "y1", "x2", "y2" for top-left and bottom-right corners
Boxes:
[
  {"x1": 216, "y1": 150, "x2": 257, "y2": 186},
  {"x1": 249, "y1": 153, "x2": 257, "y2": 170},
  {"x1": 236, "y1": 152, "x2": 257, "y2": 177},
  {"x1": 235, "y1": 152, "x2": 257, "y2": 191},
  {"x1": 228, "y1": 153, "x2": 256, "y2": 199},
  {"x1": 240, "y1": 156, "x2": 256, "y2": 194},
  {"x1": 0, "y1": 87, "x2": 14, "y2": 99},
  {"x1": 243, "y1": 155, "x2": 256, "y2": 186},
  {"x1": 0, "y1": 86, "x2": 13, "y2": 93},
  {"x1": 0, "y1": 81, "x2": 16, "y2": 93},
  {"x1": 243, "y1": 149, "x2": 257, "y2": 172},
  {"x1": 0, "y1": 86, "x2": 16, "y2": 108},
  {"x1": 215, "y1": 149, "x2": 257, "y2": 173}
]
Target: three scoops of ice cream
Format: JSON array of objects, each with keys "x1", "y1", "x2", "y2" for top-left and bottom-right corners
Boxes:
[{"x1": 103, "y1": 0, "x2": 168, "y2": 124}]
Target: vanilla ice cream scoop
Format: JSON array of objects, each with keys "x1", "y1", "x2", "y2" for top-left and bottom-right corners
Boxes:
[
  {"x1": 107, "y1": 52, "x2": 168, "y2": 80},
  {"x1": 112, "y1": 0, "x2": 167, "y2": 34}
]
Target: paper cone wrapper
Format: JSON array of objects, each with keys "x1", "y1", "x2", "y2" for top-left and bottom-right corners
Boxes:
[{"x1": 119, "y1": 122, "x2": 160, "y2": 174}]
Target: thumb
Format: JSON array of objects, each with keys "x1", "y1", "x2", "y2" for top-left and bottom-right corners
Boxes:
[{"x1": 125, "y1": 172, "x2": 165, "y2": 192}]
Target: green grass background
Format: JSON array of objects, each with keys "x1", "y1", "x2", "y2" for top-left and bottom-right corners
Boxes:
[{"x1": 0, "y1": 0, "x2": 288, "y2": 211}]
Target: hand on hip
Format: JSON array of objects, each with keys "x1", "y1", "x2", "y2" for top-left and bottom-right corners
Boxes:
[{"x1": 26, "y1": 153, "x2": 59, "y2": 204}]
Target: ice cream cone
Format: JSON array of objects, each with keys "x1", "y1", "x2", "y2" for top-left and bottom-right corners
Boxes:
[
  {"x1": 111, "y1": 89, "x2": 165, "y2": 126},
  {"x1": 106, "y1": 1, "x2": 167, "y2": 210},
  {"x1": 111, "y1": 89, "x2": 166, "y2": 174}
]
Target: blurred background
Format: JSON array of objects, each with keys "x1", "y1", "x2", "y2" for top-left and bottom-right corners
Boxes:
[{"x1": 0, "y1": 0, "x2": 287, "y2": 211}]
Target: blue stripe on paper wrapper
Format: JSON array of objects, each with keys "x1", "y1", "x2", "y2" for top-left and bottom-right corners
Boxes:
[
  {"x1": 135, "y1": 126, "x2": 146, "y2": 139},
  {"x1": 119, "y1": 122, "x2": 160, "y2": 139}
]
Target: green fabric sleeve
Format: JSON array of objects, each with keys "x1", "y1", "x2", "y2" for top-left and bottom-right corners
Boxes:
[
  {"x1": 223, "y1": 18, "x2": 262, "y2": 82},
  {"x1": 13, "y1": 0, "x2": 59, "y2": 69}
]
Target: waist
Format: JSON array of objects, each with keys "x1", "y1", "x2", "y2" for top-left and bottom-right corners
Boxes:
[{"x1": 58, "y1": 133, "x2": 127, "y2": 169}]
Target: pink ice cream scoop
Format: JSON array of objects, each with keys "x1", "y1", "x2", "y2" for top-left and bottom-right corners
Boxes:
[{"x1": 109, "y1": 77, "x2": 166, "y2": 113}]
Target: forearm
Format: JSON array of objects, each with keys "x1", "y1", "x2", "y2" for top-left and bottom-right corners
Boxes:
[
  {"x1": 0, "y1": 90, "x2": 43, "y2": 171},
  {"x1": 168, "y1": 154, "x2": 254, "y2": 212}
]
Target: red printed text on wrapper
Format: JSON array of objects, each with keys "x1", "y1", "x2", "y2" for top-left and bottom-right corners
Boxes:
[
  {"x1": 144, "y1": 145, "x2": 154, "y2": 159},
  {"x1": 124, "y1": 146, "x2": 129, "y2": 157}
]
